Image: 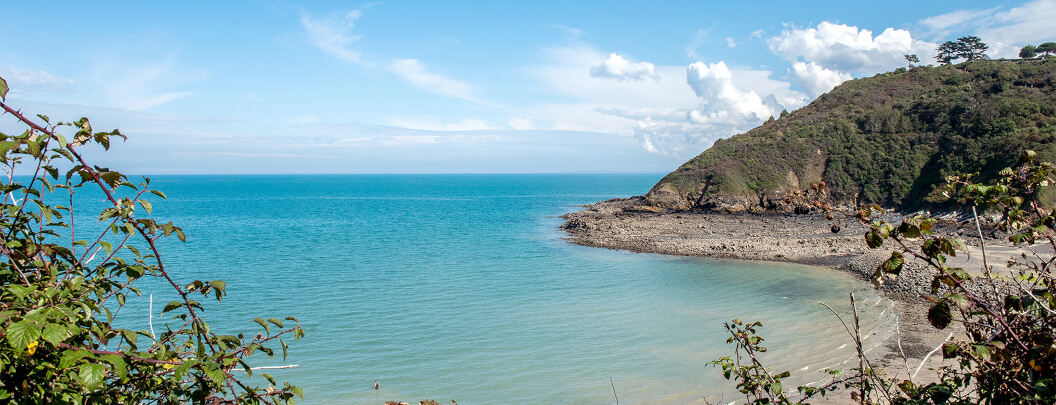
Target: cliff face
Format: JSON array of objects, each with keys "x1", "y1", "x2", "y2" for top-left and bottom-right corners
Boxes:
[{"x1": 645, "y1": 59, "x2": 1056, "y2": 212}]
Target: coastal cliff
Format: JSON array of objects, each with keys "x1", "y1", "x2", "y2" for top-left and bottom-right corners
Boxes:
[{"x1": 643, "y1": 59, "x2": 1056, "y2": 213}]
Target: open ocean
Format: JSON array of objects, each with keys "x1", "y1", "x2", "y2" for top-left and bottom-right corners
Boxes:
[{"x1": 106, "y1": 174, "x2": 895, "y2": 404}]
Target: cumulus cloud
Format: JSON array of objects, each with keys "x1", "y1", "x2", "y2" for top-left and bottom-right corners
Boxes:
[
  {"x1": 301, "y1": 10, "x2": 366, "y2": 65},
  {"x1": 633, "y1": 119, "x2": 712, "y2": 157},
  {"x1": 529, "y1": 46, "x2": 808, "y2": 157},
  {"x1": 790, "y1": 61, "x2": 853, "y2": 96},
  {"x1": 620, "y1": 61, "x2": 802, "y2": 157},
  {"x1": 768, "y1": 22, "x2": 930, "y2": 75},
  {"x1": 589, "y1": 53, "x2": 660, "y2": 82},
  {"x1": 725, "y1": 37, "x2": 738, "y2": 48},
  {"x1": 686, "y1": 61, "x2": 773, "y2": 124},
  {"x1": 389, "y1": 58, "x2": 480, "y2": 102}
]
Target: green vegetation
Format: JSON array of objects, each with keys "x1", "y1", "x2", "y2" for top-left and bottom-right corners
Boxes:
[
  {"x1": 1021, "y1": 45, "x2": 1038, "y2": 59},
  {"x1": 0, "y1": 77, "x2": 304, "y2": 402},
  {"x1": 649, "y1": 58, "x2": 1056, "y2": 211},
  {"x1": 714, "y1": 153, "x2": 1056, "y2": 404}
]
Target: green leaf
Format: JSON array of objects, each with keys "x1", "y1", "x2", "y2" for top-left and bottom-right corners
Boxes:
[
  {"x1": 6, "y1": 320, "x2": 40, "y2": 350},
  {"x1": 0, "y1": 75, "x2": 8, "y2": 101},
  {"x1": 137, "y1": 199, "x2": 152, "y2": 214},
  {"x1": 100, "y1": 240, "x2": 113, "y2": 256},
  {"x1": 99, "y1": 354, "x2": 128, "y2": 381},
  {"x1": 268, "y1": 318, "x2": 284, "y2": 329},
  {"x1": 0, "y1": 140, "x2": 19, "y2": 156},
  {"x1": 942, "y1": 342, "x2": 961, "y2": 358},
  {"x1": 60, "y1": 349, "x2": 92, "y2": 369},
  {"x1": 54, "y1": 133, "x2": 68, "y2": 148},
  {"x1": 882, "y1": 251, "x2": 905, "y2": 275},
  {"x1": 41, "y1": 322, "x2": 67, "y2": 345},
  {"x1": 254, "y1": 317, "x2": 271, "y2": 334},
  {"x1": 928, "y1": 301, "x2": 953, "y2": 329},
  {"x1": 162, "y1": 301, "x2": 183, "y2": 313},
  {"x1": 77, "y1": 363, "x2": 106, "y2": 390},
  {"x1": 203, "y1": 363, "x2": 226, "y2": 386},
  {"x1": 865, "y1": 230, "x2": 884, "y2": 249}
]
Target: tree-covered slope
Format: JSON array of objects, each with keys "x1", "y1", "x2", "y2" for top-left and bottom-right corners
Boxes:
[{"x1": 646, "y1": 59, "x2": 1056, "y2": 211}]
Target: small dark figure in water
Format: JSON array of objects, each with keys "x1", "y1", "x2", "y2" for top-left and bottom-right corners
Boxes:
[{"x1": 374, "y1": 380, "x2": 380, "y2": 390}]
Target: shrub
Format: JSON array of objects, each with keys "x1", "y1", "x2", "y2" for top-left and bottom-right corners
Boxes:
[{"x1": 0, "y1": 77, "x2": 305, "y2": 403}]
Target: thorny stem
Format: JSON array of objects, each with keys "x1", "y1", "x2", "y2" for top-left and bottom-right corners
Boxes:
[
  {"x1": 889, "y1": 234, "x2": 1030, "y2": 352},
  {"x1": 0, "y1": 101, "x2": 218, "y2": 353}
]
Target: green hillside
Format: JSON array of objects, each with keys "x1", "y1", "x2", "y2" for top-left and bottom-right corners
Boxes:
[{"x1": 646, "y1": 58, "x2": 1056, "y2": 211}]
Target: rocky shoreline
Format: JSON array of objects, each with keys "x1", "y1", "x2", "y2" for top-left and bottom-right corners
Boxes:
[
  {"x1": 560, "y1": 197, "x2": 1007, "y2": 303},
  {"x1": 559, "y1": 197, "x2": 1017, "y2": 392}
]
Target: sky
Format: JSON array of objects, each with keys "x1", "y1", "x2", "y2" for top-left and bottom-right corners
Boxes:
[{"x1": 1, "y1": 0, "x2": 1055, "y2": 174}]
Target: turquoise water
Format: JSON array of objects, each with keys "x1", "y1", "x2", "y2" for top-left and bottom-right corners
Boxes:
[{"x1": 100, "y1": 174, "x2": 893, "y2": 404}]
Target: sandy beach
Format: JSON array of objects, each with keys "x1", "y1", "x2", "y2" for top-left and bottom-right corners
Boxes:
[{"x1": 559, "y1": 197, "x2": 1038, "y2": 401}]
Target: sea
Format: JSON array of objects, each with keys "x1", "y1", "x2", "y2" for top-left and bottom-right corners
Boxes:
[{"x1": 94, "y1": 174, "x2": 896, "y2": 404}]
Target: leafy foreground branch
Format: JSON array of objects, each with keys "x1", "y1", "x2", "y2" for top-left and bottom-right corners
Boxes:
[
  {"x1": 0, "y1": 77, "x2": 305, "y2": 403},
  {"x1": 714, "y1": 150, "x2": 1056, "y2": 404}
]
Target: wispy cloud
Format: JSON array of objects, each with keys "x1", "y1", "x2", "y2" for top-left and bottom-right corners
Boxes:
[
  {"x1": 920, "y1": 0, "x2": 1056, "y2": 58},
  {"x1": 0, "y1": 68, "x2": 76, "y2": 97},
  {"x1": 300, "y1": 10, "x2": 367, "y2": 65},
  {"x1": 389, "y1": 117, "x2": 493, "y2": 131},
  {"x1": 389, "y1": 58, "x2": 481, "y2": 102},
  {"x1": 685, "y1": 29, "x2": 708, "y2": 59},
  {"x1": 71, "y1": 54, "x2": 203, "y2": 112}
]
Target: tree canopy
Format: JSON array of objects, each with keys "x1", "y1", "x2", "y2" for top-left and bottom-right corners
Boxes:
[
  {"x1": 936, "y1": 36, "x2": 989, "y2": 65},
  {"x1": 1020, "y1": 44, "x2": 1038, "y2": 59},
  {"x1": 1038, "y1": 42, "x2": 1056, "y2": 57}
]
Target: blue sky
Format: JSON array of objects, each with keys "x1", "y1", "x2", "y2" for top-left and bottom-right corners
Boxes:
[{"x1": 1, "y1": 1, "x2": 1053, "y2": 174}]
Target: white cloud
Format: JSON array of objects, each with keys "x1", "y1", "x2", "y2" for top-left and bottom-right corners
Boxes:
[
  {"x1": 931, "y1": 0, "x2": 1056, "y2": 59},
  {"x1": 589, "y1": 53, "x2": 660, "y2": 82},
  {"x1": 615, "y1": 61, "x2": 805, "y2": 157},
  {"x1": 686, "y1": 61, "x2": 773, "y2": 124},
  {"x1": 0, "y1": 68, "x2": 75, "y2": 95},
  {"x1": 768, "y1": 22, "x2": 931, "y2": 75},
  {"x1": 919, "y1": 8, "x2": 998, "y2": 35},
  {"x1": 508, "y1": 117, "x2": 535, "y2": 130},
  {"x1": 389, "y1": 58, "x2": 480, "y2": 102},
  {"x1": 89, "y1": 58, "x2": 198, "y2": 111},
  {"x1": 633, "y1": 119, "x2": 712, "y2": 157},
  {"x1": 301, "y1": 11, "x2": 366, "y2": 65},
  {"x1": 526, "y1": 45, "x2": 808, "y2": 157},
  {"x1": 725, "y1": 37, "x2": 737, "y2": 48},
  {"x1": 790, "y1": 61, "x2": 853, "y2": 97},
  {"x1": 525, "y1": 46, "x2": 699, "y2": 134},
  {"x1": 686, "y1": 29, "x2": 708, "y2": 59},
  {"x1": 389, "y1": 117, "x2": 492, "y2": 131}
]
